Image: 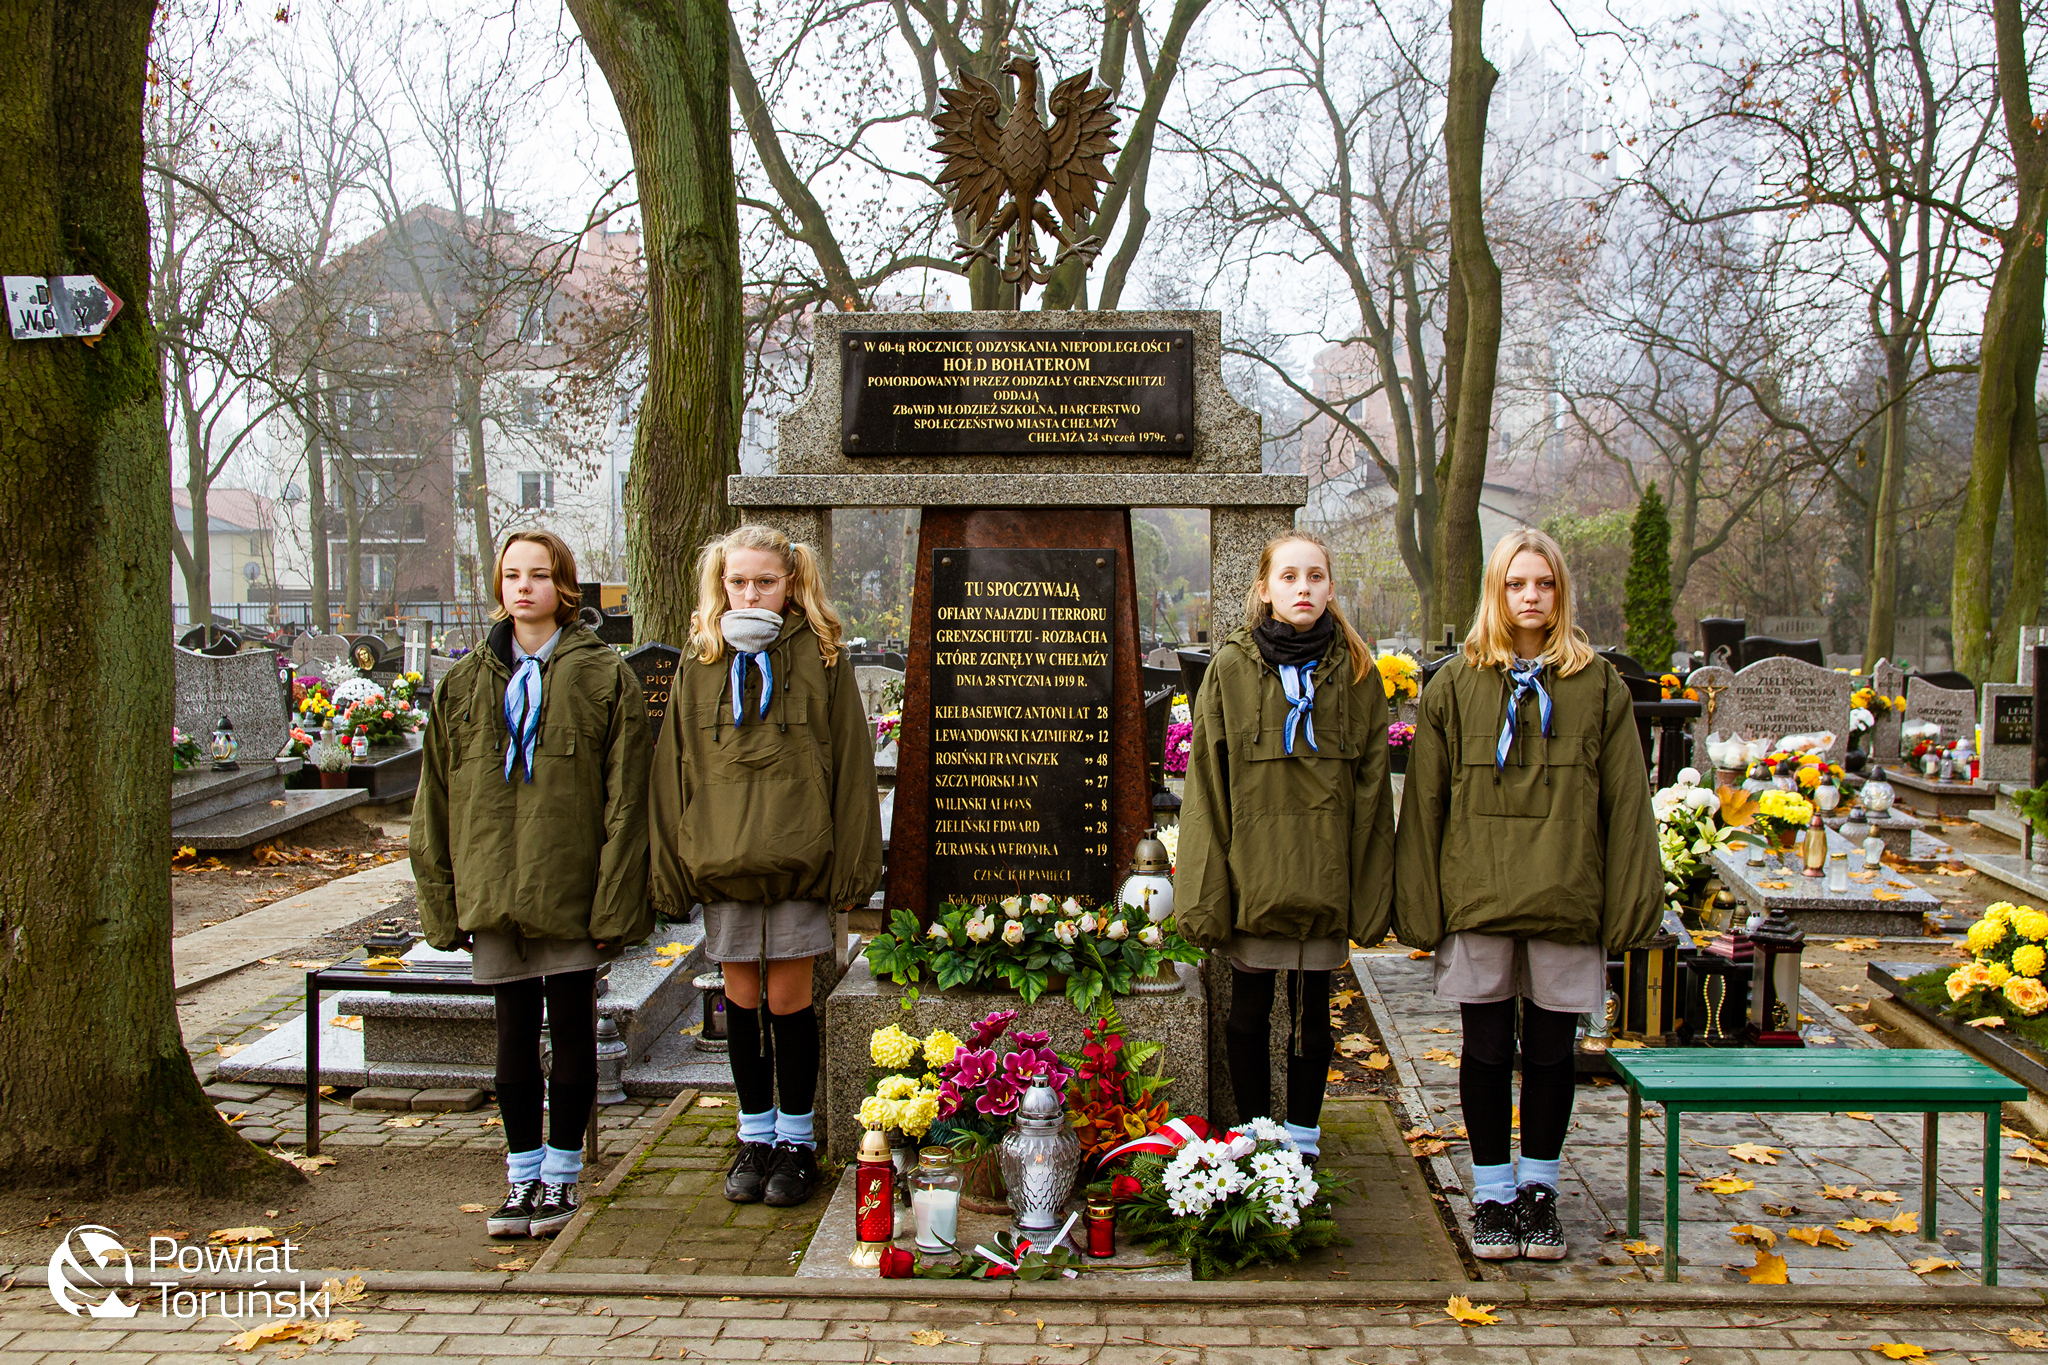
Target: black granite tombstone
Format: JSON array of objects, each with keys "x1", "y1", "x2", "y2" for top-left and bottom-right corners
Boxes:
[
  {"x1": 624, "y1": 643, "x2": 682, "y2": 750},
  {"x1": 1739, "y1": 635, "x2": 1825, "y2": 668},
  {"x1": 1698, "y1": 617, "x2": 1745, "y2": 667}
]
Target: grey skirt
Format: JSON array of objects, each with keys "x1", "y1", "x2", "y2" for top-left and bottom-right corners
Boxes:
[
  {"x1": 1227, "y1": 933, "x2": 1350, "y2": 974},
  {"x1": 469, "y1": 929, "x2": 622, "y2": 986},
  {"x1": 1430, "y1": 931, "x2": 1607, "y2": 1014},
  {"x1": 703, "y1": 899, "x2": 834, "y2": 964}
]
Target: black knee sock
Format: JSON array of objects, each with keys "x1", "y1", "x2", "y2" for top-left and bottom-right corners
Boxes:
[
  {"x1": 725, "y1": 1004, "x2": 776, "y2": 1116},
  {"x1": 1225, "y1": 968, "x2": 1277, "y2": 1123},
  {"x1": 769, "y1": 1005, "x2": 819, "y2": 1118},
  {"x1": 1516, "y1": 1002, "x2": 1579, "y2": 1163},
  {"x1": 1284, "y1": 970, "x2": 1335, "y2": 1129},
  {"x1": 1459, "y1": 999, "x2": 1518, "y2": 1168},
  {"x1": 493, "y1": 978, "x2": 547, "y2": 1155},
  {"x1": 543, "y1": 972, "x2": 598, "y2": 1154}
]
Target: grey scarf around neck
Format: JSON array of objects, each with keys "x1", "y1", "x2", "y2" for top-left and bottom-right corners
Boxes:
[{"x1": 721, "y1": 608, "x2": 784, "y2": 653}]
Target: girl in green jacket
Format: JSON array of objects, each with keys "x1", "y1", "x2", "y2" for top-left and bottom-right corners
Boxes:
[
  {"x1": 413, "y1": 529, "x2": 653, "y2": 1241},
  {"x1": 649, "y1": 525, "x2": 885, "y2": 1209},
  {"x1": 1394, "y1": 528, "x2": 1663, "y2": 1263},
  {"x1": 1176, "y1": 532, "x2": 1397, "y2": 1161}
]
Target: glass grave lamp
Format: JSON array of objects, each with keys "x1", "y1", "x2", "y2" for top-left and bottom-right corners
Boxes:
[
  {"x1": 1746, "y1": 904, "x2": 1807, "y2": 1047},
  {"x1": 1813, "y1": 776, "x2": 1841, "y2": 814},
  {"x1": 1861, "y1": 766, "x2": 1896, "y2": 817},
  {"x1": 210, "y1": 714, "x2": 240, "y2": 771},
  {"x1": 1117, "y1": 827, "x2": 1175, "y2": 923},
  {"x1": 1619, "y1": 926, "x2": 1682, "y2": 1046}
]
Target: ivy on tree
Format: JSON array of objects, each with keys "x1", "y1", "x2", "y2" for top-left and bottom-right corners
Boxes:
[{"x1": 1625, "y1": 485, "x2": 1678, "y2": 670}]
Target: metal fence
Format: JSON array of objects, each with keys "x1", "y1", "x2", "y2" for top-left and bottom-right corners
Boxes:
[{"x1": 173, "y1": 601, "x2": 496, "y2": 635}]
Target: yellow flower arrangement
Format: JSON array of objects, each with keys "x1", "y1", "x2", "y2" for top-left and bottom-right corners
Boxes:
[
  {"x1": 1987, "y1": 961, "x2": 2014, "y2": 988},
  {"x1": 1376, "y1": 651, "x2": 1421, "y2": 701},
  {"x1": 870, "y1": 1023, "x2": 919, "y2": 1070},
  {"x1": 1943, "y1": 902, "x2": 2048, "y2": 1026},
  {"x1": 1986, "y1": 900, "x2": 2016, "y2": 924},
  {"x1": 876, "y1": 1074, "x2": 919, "y2": 1101},
  {"x1": 1967, "y1": 917, "x2": 2009, "y2": 954},
  {"x1": 2006, "y1": 976, "x2": 2048, "y2": 1016},
  {"x1": 1755, "y1": 789, "x2": 1815, "y2": 831},
  {"x1": 2013, "y1": 943, "x2": 2046, "y2": 979},
  {"x1": 898, "y1": 1092, "x2": 941, "y2": 1137},
  {"x1": 2016, "y1": 908, "x2": 2048, "y2": 942},
  {"x1": 858, "y1": 1095, "x2": 900, "y2": 1131},
  {"x1": 921, "y1": 1028, "x2": 961, "y2": 1068}
]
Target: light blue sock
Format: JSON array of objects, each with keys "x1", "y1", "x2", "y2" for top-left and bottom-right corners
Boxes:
[
  {"x1": 776, "y1": 1109, "x2": 816, "y2": 1149},
  {"x1": 506, "y1": 1147, "x2": 543, "y2": 1183},
  {"x1": 1471, "y1": 1161, "x2": 1518, "y2": 1206},
  {"x1": 1517, "y1": 1155, "x2": 1561, "y2": 1193},
  {"x1": 737, "y1": 1108, "x2": 778, "y2": 1145},
  {"x1": 1283, "y1": 1121, "x2": 1321, "y2": 1157},
  {"x1": 540, "y1": 1144, "x2": 583, "y2": 1183}
]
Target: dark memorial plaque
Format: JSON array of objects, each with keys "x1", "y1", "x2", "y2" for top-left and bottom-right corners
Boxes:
[
  {"x1": 923, "y1": 549, "x2": 1116, "y2": 906},
  {"x1": 841, "y1": 329, "x2": 1193, "y2": 456},
  {"x1": 1993, "y1": 692, "x2": 2034, "y2": 748},
  {"x1": 625, "y1": 643, "x2": 682, "y2": 748}
]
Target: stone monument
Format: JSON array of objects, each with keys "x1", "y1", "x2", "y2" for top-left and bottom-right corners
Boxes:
[
  {"x1": 1903, "y1": 675, "x2": 1974, "y2": 754},
  {"x1": 1979, "y1": 684, "x2": 2036, "y2": 786},
  {"x1": 1685, "y1": 655, "x2": 1852, "y2": 764}
]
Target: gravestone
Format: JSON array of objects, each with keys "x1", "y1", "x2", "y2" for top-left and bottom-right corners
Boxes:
[
  {"x1": 1686, "y1": 656, "x2": 1852, "y2": 763},
  {"x1": 1980, "y1": 684, "x2": 2035, "y2": 785},
  {"x1": 173, "y1": 646, "x2": 289, "y2": 763},
  {"x1": 1865, "y1": 659, "x2": 1907, "y2": 766},
  {"x1": 2019, "y1": 627, "x2": 2048, "y2": 686},
  {"x1": 1904, "y1": 675, "x2": 1974, "y2": 753},
  {"x1": 854, "y1": 664, "x2": 904, "y2": 718},
  {"x1": 624, "y1": 643, "x2": 682, "y2": 750},
  {"x1": 304, "y1": 635, "x2": 349, "y2": 670}
]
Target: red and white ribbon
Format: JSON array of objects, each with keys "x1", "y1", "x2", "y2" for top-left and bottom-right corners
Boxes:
[{"x1": 1100, "y1": 1115, "x2": 1226, "y2": 1164}]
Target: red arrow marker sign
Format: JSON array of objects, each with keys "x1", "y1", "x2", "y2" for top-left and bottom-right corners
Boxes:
[{"x1": 6, "y1": 275, "x2": 125, "y2": 341}]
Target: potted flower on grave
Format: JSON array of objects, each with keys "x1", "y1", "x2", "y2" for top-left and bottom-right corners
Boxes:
[
  {"x1": 1062, "y1": 1016, "x2": 1172, "y2": 1183},
  {"x1": 312, "y1": 739, "x2": 352, "y2": 788},
  {"x1": 859, "y1": 1024, "x2": 952, "y2": 1194},
  {"x1": 171, "y1": 726, "x2": 203, "y2": 772},
  {"x1": 1750, "y1": 789, "x2": 1815, "y2": 847},
  {"x1": 1162, "y1": 693, "x2": 1192, "y2": 790},
  {"x1": 1901, "y1": 902, "x2": 2048, "y2": 1057},
  {"x1": 923, "y1": 1009, "x2": 1075, "y2": 1213},
  {"x1": 1386, "y1": 720, "x2": 1415, "y2": 774},
  {"x1": 1651, "y1": 768, "x2": 1763, "y2": 922}
]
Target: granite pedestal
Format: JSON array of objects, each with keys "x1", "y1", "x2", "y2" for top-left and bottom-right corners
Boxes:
[
  {"x1": 1969, "y1": 785, "x2": 2033, "y2": 843},
  {"x1": 1709, "y1": 830, "x2": 1941, "y2": 934},
  {"x1": 171, "y1": 759, "x2": 367, "y2": 850},
  {"x1": 1886, "y1": 768, "x2": 1996, "y2": 819},
  {"x1": 822, "y1": 953, "x2": 1207, "y2": 1163}
]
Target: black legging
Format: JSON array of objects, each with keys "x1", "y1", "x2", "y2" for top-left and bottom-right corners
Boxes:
[
  {"x1": 1458, "y1": 998, "x2": 1578, "y2": 1168},
  {"x1": 1224, "y1": 967, "x2": 1333, "y2": 1128},
  {"x1": 726, "y1": 1003, "x2": 820, "y2": 1119},
  {"x1": 493, "y1": 970, "x2": 597, "y2": 1155}
]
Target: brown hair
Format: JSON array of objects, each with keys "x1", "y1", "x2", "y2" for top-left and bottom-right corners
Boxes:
[
  {"x1": 1462, "y1": 528, "x2": 1596, "y2": 675},
  {"x1": 1239, "y1": 531, "x2": 1373, "y2": 684},
  {"x1": 491, "y1": 529, "x2": 582, "y2": 627},
  {"x1": 688, "y1": 524, "x2": 845, "y2": 666}
]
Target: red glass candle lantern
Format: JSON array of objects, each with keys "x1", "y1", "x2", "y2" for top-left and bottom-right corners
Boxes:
[
  {"x1": 850, "y1": 1128, "x2": 895, "y2": 1268},
  {"x1": 1085, "y1": 1198, "x2": 1116, "y2": 1259}
]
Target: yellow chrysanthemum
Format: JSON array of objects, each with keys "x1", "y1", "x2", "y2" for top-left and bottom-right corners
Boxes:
[
  {"x1": 897, "y1": 1093, "x2": 941, "y2": 1138},
  {"x1": 921, "y1": 1029, "x2": 962, "y2": 1069},
  {"x1": 1967, "y1": 918, "x2": 2009, "y2": 955},
  {"x1": 877, "y1": 1074, "x2": 918, "y2": 1101},
  {"x1": 1987, "y1": 962, "x2": 2013, "y2": 989},
  {"x1": 1986, "y1": 902, "x2": 2016, "y2": 924},
  {"x1": 2012, "y1": 944, "x2": 2046, "y2": 979},
  {"x1": 870, "y1": 1024, "x2": 919, "y2": 1070},
  {"x1": 2005, "y1": 975, "x2": 2048, "y2": 1016},
  {"x1": 2014, "y1": 909, "x2": 2048, "y2": 942},
  {"x1": 857, "y1": 1095, "x2": 900, "y2": 1131}
]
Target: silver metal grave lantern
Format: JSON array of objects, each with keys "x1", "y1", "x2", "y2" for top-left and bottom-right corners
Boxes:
[
  {"x1": 594, "y1": 1015, "x2": 628, "y2": 1105},
  {"x1": 1117, "y1": 827, "x2": 1175, "y2": 923},
  {"x1": 210, "y1": 714, "x2": 240, "y2": 771},
  {"x1": 999, "y1": 1077, "x2": 1082, "y2": 1237}
]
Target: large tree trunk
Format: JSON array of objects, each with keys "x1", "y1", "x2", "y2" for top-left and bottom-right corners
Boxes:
[
  {"x1": 1951, "y1": 0, "x2": 2048, "y2": 685},
  {"x1": 1862, "y1": 349, "x2": 1908, "y2": 670},
  {"x1": 0, "y1": 0, "x2": 294, "y2": 1192},
  {"x1": 457, "y1": 371, "x2": 495, "y2": 585},
  {"x1": 568, "y1": 0, "x2": 741, "y2": 648},
  {"x1": 1432, "y1": 0, "x2": 1500, "y2": 638},
  {"x1": 303, "y1": 415, "x2": 330, "y2": 630}
]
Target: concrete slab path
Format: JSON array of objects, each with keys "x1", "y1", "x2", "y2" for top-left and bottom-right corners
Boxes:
[{"x1": 172, "y1": 858, "x2": 414, "y2": 992}]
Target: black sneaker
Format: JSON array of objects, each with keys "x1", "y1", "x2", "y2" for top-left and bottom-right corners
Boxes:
[
  {"x1": 724, "y1": 1141, "x2": 775, "y2": 1204},
  {"x1": 487, "y1": 1179, "x2": 542, "y2": 1238},
  {"x1": 1470, "y1": 1198, "x2": 1520, "y2": 1260},
  {"x1": 762, "y1": 1142, "x2": 819, "y2": 1207},
  {"x1": 529, "y1": 1181, "x2": 580, "y2": 1237},
  {"x1": 1515, "y1": 1183, "x2": 1566, "y2": 1260}
]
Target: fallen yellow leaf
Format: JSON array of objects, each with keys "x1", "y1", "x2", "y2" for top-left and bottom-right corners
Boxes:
[
  {"x1": 1787, "y1": 1226, "x2": 1853, "y2": 1248},
  {"x1": 1966, "y1": 1015, "x2": 2008, "y2": 1028},
  {"x1": 1906, "y1": 1256, "x2": 1960, "y2": 1275},
  {"x1": 1833, "y1": 938, "x2": 1879, "y2": 951},
  {"x1": 1837, "y1": 1216, "x2": 1883, "y2": 1233},
  {"x1": 1872, "y1": 890, "x2": 1904, "y2": 901},
  {"x1": 909, "y1": 1330, "x2": 946, "y2": 1347},
  {"x1": 271, "y1": 1148, "x2": 335, "y2": 1174},
  {"x1": 1844, "y1": 1112, "x2": 1876, "y2": 1121},
  {"x1": 319, "y1": 1276, "x2": 368, "y2": 1305},
  {"x1": 1870, "y1": 1344, "x2": 1927, "y2": 1360},
  {"x1": 1695, "y1": 1174, "x2": 1755, "y2": 1195},
  {"x1": 2013, "y1": 1145, "x2": 2048, "y2": 1166},
  {"x1": 224, "y1": 1321, "x2": 302, "y2": 1352},
  {"x1": 331, "y1": 1015, "x2": 363, "y2": 1031},
  {"x1": 360, "y1": 955, "x2": 408, "y2": 969},
  {"x1": 1820, "y1": 1184, "x2": 1859, "y2": 1199},
  {"x1": 696, "y1": 1095, "x2": 731, "y2": 1107},
  {"x1": 1728, "y1": 1142, "x2": 1784, "y2": 1165},
  {"x1": 209, "y1": 1226, "x2": 275, "y2": 1244},
  {"x1": 1408, "y1": 949, "x2": 1433, "y2": 960},
  {"x1": 1327, "y1": 1069, "x2": 1345, "y2": 1084},
  {"x1": 1444, "y1": 1295, "x2": 1499, "y2": 1325},
  {"x1": 460, "y1": 1203, "x2": 490, "y2": 1213},
  {"x1": 1364, "y1": 1054, "x2": 1392, "y2": 1071},
  {"x1": 1861, "y1": 1189, "x2": 1901, "y2": 1205},
  {"x1": 1421, "y1": 1047, "x2": 1461, "y2": 1068},
  {"x1": 1735, "y1": 1248, "x2": 1788, "y2": 1284},
  {"x1": 1409, "y1": 1139, "x2": 1449, "y2": 1157},
  {"x1": 1881, "y1": 1210, "x2": 1920, "y2": 1234},
  {"x1": 287, "y1": 960, "x2": 330, "y2": 970},
  {"x1": 1758, "y1": 881, "x2": 1792, "y2": 890},
  {"x1": 1727, "y1": 1223, "x2": 1777, "y2": 1248},
  {"x1": 383, "y1": 1115, "x2": 428, "y2": 1128},
  {"x1": 1624, "y1": 1240, "x2": 1661, "y2": 1255},
  {"x1": 2006, "y1": 1327, "x2": 2048, "y2": 1348}
]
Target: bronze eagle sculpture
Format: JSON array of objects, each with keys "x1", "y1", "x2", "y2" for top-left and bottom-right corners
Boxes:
[{"x1": 931, "y1": 57, "x2": 1120, "y2": 298}]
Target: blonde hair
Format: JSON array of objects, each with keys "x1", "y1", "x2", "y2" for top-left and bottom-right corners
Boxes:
[
  {"x1": 491, "y1": 529, "x2": 582, "y2": 627},
  {"x1": 1239, "y1": 531, "x2": 1374, "y2": 684},
  {"x1": 1462, "y1": 528, "x2": 1597, "y2": 675},
  {"x1": 688, "y1": 524, "x2": 844, "y2": 666}
]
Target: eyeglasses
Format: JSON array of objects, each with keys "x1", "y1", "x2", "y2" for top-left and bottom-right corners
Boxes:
[{"x1": 724, "y1": 574, "x2": 788, "y2": 596}]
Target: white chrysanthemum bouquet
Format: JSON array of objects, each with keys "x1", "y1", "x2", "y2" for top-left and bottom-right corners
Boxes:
[{"x1": 1115, "y1": 1117, "x2": 1341, "y2": 1278}]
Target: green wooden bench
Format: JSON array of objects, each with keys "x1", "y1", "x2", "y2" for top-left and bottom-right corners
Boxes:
[{"x1": 1607, "y1": 1050, "x2": 2027, "y2": 1284}]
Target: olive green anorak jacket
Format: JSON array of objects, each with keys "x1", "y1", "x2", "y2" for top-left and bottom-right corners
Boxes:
[
  {"x1": 648, "y1": 612, "x2": 884, "y2": 914},
  {"x1": 1393, "y1": 655, "x2": 1663, "y2": 952},
  {"x1": 411, "y1": 620, "x2": 653, "y2": 952},
  {"x1": 1174, "y1": 624, "x2": 1397, "y2": 950}
]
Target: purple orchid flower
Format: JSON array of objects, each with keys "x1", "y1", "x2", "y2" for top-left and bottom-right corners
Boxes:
[
  {"x1": 1012, "y1": 1028, "x2": 1051, "y2": 1048},
  {"x1": 968, "y1": 1008, "x2": 1019, "y2": 1047}
]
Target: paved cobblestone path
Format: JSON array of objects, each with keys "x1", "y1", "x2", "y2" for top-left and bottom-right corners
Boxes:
[{"x1": 5, "y1": 1283, "x2": 2047, "y2": 1362}]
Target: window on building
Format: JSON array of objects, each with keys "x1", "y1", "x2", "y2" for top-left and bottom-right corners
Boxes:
[
  {"x1": 517, "y1": 386, "x2": 551, "y2": 428},
  {"x1": 519, "y1": 471, "x2": 554, "y2": 510}
]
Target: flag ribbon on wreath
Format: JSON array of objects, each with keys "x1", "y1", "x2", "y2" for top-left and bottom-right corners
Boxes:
[{"x1": 1100, "y1": 1114, "x2": 1232, "y2": 1164}]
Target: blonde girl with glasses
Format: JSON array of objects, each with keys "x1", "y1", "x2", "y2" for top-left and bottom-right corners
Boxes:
[
  {"x1": 1393, "y1": 528, "x2": 1662, "y2": 1263},
  {"x1": 649, "y1": 525, "x2": 884, "y2": 1208}
]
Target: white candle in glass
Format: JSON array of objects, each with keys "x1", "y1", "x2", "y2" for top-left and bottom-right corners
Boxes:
[
  {"x1": 912, "y1": 1187, "x2": 960, "y2": 1253},
  {"x1": 1863, "y1": 835, "x2": 1885, "y2": 869},
  {"x1": 1827, "y1": 852, "x2": 1849, "y2": 893}
]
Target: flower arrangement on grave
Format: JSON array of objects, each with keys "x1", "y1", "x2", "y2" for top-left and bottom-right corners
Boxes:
[
  {"x1": 923, "y1": 1009, "x2": 1075, "y2": 1164},
  {"x1": 313, "y1": 738, "x2": 352, "y2": 773},
  {"x1": 338, "y1": 695, "x2": 421, "y2": 746},
  {"x1": 1750, "y1": 788, "x2": 1815, "y2": 843},
  {"x1": 1387, "y1": 720, "x2": 1415, "y2": 751},
  {"x1": 1163, "y1": 720, "x2": 1193, "y2": 776},
  {"x1": 863, "y1": 895, "x2": 1203, "y2": 1014},
  {"x1": 1376, "y1": 651, "x2": 1420, "y2": 701},
  {"x1": 2012, "y1": 787, "x2": 2048, "y2": 841},
  {"x1": 1651, "y1": 768, "x2": 1764, "y2": 913},
  {"x1": 873, "y1": 710, "x2": 901, "y2": 750},
  {"x1": 1905, "y1": 902, "x2": 2048, "y2": 1048},
  {"x1": 1061, "y1": 1016, "x2": 1172, "y2": 1171},
  {"x1": 1112, "y1": 1116, "x2": 1344, "y2": 1278},
  {"x1": 172, "y1": 726, "x2": 204, "y2": 771},
  {"x1": 294, "y1": 678, "x2": 336, "y2": 728},
  {"x1": 858, "y1": 1024, "x2": 953, "y2": 1140},
  {"x1": 1850, "y1": 686, "x2": 1905, "y2": 717},
  {"x1": 386, "y1": 670, "x2": 426, "y2": 706},
  {"x1": 1657, "y1": 673, "x2": 1699, "y2": 701},
  {"x1": 1765, "y1": 750, "x2": 1847, "y2": 792},
  {"x1": 1153, "y1": 824, "x2": 1178, "y2": 872}
]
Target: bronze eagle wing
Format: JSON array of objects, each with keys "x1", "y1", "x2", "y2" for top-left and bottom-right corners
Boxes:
[
  {"x1": 1044, "y1": 68, "x2": 1120, "y2": 229},
  {"x1": 930, "y1": 71, "x2": 1008, "y2": 230}
]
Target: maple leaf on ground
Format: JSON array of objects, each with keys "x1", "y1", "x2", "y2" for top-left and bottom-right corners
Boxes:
[
  {"x1": 319, "y1": 1276, "x2": 368, "y2": 1305},
  {"x1": 909, "y1": 1330, "x2": 946, "y2": 1346},
  {"x1": 1861, "y1": 1189, "x2": 1902, "y2": 1205},
  {"x1": 2013, "y1": 1145, "x2": 2048, "y2": 1166},
  {"x1": 1410, "y1": 1139, "x2": 1450, "y2": 1157},
  {"x1": 1787, "y1": 1226, "x2": 1853, "y2": 1248},
  {"x1": 2004, "y1": 1327, "x2": 2048, "y2": 1348},
  {"x1": 1906, "y1": 1256, "x2": 1960, "y2": 1274},
  {"x1": 459, "y1": 1203, "x2": 490, "y2": 1213},
  {"x1": 1728, "y1": 1142, "x2": 1784, "y2": 1164},
  {"x1": 1870, "y1": 1344, "x2": 1928, "y2": 1359},
  {"x1": 1695, "y1": 1173, "x2": 1755, "y2": 1195},
  {"x1": 1326, "y1": 1069, "x2": 1344, "y2": 1084},
  {"x1": 1421, "y1": 1047, "x2": 1461, "y2": 1068},
  {"x1": 1820, "y1": 1184, "x2": 1859, "y2": 1199},
  {"x1": 1832, "y1": 937, "x2": 1880, "y2": 951},
  {"x1": 1624, "y1": 1240, "x2": 1660, "y2": 1255},
  {"x1": 696, "y1": 1096, "x2": 731, "y2": 1108},
  {"x1": 209, "y1": 1226, "x2": 275, "y2": 1244},
  {"x1": 1880, "y1": 1211, "x2": 1920, "y2": 1234},
  {"x1": 1444, "y1": 1295, "x2": 1499, "y2": 1325},
  {"x1": 1734, "y1": 1248, "x2": 1788, "y2": 1284},
  {"x1": 1966, "y1": 1015, "x2": 2007, "y2": 1028},
  {"x1": 1727, "y1": 1223, "x2": 1777, "y2": 1248},
  {"x1": 224, "y1": 1321, "x2": 303, "y2": 1352},
  {"x1": 1837, "y1": 1216, "x2": 1883, "y2": 1233},
  {"x1": 1844, "y1": 1112, "x2": 1877, "y2": 1120},
  {"x1": 383, "y1": 1115, "x2": 428, "y2": 1129},
  {"x1": 1365, "y1": 1053, "x2": 1392, "y2": 1070},
  {"x1": 271, "y1": 1148, "x2": 335, "y2": 1174}
]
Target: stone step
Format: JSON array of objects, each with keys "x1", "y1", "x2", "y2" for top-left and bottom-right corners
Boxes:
[
  {"x1": 172, "y1": 763, "x2": 294, "y2": 822},
  {"x1": 1958, "y1": 851, "x2": 2048, "y2": 902},
  {"x1": 1971, "y1": 805, "x2": 2030, "y2": 843},
  {"x1": 172, "y1": 786, "x2": 368, "y2": 850}
]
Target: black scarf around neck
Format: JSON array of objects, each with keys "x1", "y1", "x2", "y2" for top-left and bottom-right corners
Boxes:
[{"x1": 1251, "y1": 610, "x2": 1335, "y2": 668}]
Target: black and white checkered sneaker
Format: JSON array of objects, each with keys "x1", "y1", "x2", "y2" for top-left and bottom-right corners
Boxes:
[
  {"x1": 1515, "y1": 1183, "x2": 1567, "y2": 1260},
  {"x1": 1470, "y1": 1198, "x2": 1521, "y2": 1260}
]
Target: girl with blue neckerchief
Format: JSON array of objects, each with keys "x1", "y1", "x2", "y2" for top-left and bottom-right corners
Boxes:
[
  {"x1": 649, "y1": 525, "x2": 883, "y2": 1210},
  {"x1": 1176, "y1": 531, "x2": 1396, "y2": 1163},
  {"x1": 1394, "y1": 528, "x2": 1662, "y2": 1263}
]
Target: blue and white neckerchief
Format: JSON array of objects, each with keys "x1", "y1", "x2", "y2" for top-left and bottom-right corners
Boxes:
[
  {"x1": 1278, "y1": 661, "x2": 1319, "y2": 755},
  {"x1": 729, "y1": 650, "x2": 773, "y2": 726},
  {"x1": 1496, "y1": 659, "x2": 1553, "y2": 771},
  {"x1": 503, "y1": 655, "x2": 542, "y2": 782}
]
